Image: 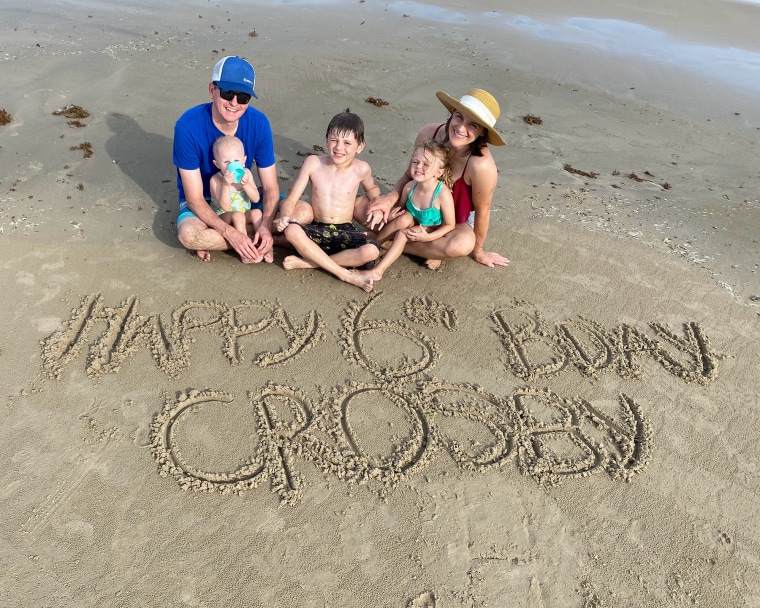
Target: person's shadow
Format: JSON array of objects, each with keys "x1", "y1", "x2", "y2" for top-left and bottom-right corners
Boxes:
[{"x1": 105, "y1": 113, "x2": 180, "y2": 248}]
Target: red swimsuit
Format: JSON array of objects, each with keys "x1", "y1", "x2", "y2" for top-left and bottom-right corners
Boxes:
[{"x1": 433, "y1": 124, "x2": 474, "y2": 225}]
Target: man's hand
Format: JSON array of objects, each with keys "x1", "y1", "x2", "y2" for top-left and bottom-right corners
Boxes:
[
  {"x1": 225, "y1": 225, "x2": 262, "y2": 263},
  {"x1": 252, "y1": 225, "x2": 274, "y2": 262}
]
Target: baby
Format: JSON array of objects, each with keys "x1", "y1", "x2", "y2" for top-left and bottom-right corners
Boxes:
[{"x1": 208, "y1": 134, "x2": 262, "y2": 239}]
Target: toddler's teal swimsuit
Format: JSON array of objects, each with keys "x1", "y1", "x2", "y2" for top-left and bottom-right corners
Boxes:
[{"x1": 405, "y1": 181, "x2": 443, "y2": 226}]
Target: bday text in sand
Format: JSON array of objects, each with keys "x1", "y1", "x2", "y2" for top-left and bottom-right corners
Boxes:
[{"x1": 39, "y1": 292, "x2": 723, "y2": 503}]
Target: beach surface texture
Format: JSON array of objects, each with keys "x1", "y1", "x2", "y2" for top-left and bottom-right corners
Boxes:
[{"x1": 1, "y1": 1, "x2": 759, "y2": 605}]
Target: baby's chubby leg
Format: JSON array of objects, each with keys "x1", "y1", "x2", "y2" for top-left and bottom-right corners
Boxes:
[{"x1": 230, "y1": 211, "x2": 247, "y2": 235}]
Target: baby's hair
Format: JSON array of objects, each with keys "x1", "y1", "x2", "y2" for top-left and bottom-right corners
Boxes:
[
  {"x1": 326, "y1": 108, "x2": 365, "y2": 144},
  {"x1": 416, "y1": 138, "x2": 452, "y2": 187},
  {"x1": 213, "y1": 134, "x2": 243, "y2": 159}
]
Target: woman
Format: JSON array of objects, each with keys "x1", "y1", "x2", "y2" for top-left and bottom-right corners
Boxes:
[{"x1": 359, "y1": 88, "x2": 510, "y2": 269}]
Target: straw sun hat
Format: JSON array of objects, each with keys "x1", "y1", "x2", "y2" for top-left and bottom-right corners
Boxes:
[{"x1": 436, "y1": 88, "x2": 506, "y2": 146}]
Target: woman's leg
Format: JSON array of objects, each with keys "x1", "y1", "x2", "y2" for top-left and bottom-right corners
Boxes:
[{"x1": 402, "y1": 223, "x2": 476, "y2": 264}]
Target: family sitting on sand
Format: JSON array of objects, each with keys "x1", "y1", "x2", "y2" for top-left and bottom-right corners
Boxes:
[{"x1": 173, "y1": 56, "x2": 510, "y2": 291}]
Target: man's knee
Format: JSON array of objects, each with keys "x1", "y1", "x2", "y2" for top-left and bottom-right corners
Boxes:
[{"x1": 177, "y1": 222, "x2": 197, "y2": 248}]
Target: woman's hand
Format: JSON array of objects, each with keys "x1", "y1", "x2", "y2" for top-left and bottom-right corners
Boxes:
[
  {"x1": 366, "y1": 193, "x2": 399, "y2": 230},
  {"x1": 473, "y1": 249, "x2": 510, "y2": 268}
]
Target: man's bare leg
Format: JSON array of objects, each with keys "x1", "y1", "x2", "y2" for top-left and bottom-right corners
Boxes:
[{"x1": 177, "y1": 217, "x2": 231, "y2": 262}]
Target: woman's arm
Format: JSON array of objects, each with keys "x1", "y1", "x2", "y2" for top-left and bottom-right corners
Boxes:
[{"x1": 469, "y1": 154, "x2": 509, "y2": 267}]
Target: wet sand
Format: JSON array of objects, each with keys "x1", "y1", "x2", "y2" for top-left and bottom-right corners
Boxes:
[{"x1": 1, "y1": 1, "x2": 759, "y2": 605}]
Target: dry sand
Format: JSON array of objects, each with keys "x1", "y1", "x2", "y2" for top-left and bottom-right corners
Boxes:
[{"x1": 2, "y1": 1, "x2": 759, "y2": 606}]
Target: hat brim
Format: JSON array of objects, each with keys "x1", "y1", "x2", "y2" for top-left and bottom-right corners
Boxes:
[
  {"x1": 436, "y1": 90, "x2": 506, "y2": 146},
  {"x1": 215, "y1": 80, "x2": 258, "y2": 99}
]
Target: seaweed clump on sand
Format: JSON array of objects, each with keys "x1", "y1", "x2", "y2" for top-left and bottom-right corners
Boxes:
[
  {"x1": 53, "y1": 105, "x2": 90, "y2": 119},
  {"x1": 366, "y1": 97, "x2": 389, "y2": 107},
  {"x1": 70, "y1": 142, "x2": 94, "y2": 158},
  {"x1": 564, "y1": 164, "x2": 598, "y2": 179},
  {"x1": 523, "y1": 114, "x2": 542, "y2": 125},
  {"x1": 0, "y1": 109, "x2": 11, "y2": 125}
]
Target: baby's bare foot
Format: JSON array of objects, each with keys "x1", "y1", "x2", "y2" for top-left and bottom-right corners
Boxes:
[
  {"x1": 195, "y1": 249, "x2": 211, "y2": 262},
  {"x1": 283, "y1": 255, "x2": 318, "y2": 270},
  {"x1": 263, "y1": 250, "x2": 274, "y2": 264},
  {"x1": 424, "y1": 259, "x2": 442, "y2": 270}
]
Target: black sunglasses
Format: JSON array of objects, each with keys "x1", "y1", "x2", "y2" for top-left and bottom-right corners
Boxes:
[{"x1": 216, "y1": 86, "x2": 251, "y2": 105}]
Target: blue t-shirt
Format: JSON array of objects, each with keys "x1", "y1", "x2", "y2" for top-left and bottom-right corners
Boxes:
[{"x1": 173, "y1": 103, "x2": 276, "y2": 202}]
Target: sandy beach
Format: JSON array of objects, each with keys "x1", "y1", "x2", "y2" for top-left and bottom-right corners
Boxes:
[{"x1": 2, "y1": 1, "x2": 759, "y2": 605}]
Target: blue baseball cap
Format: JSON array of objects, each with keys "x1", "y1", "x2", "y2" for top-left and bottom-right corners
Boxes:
[{"x1": 212, "y1": 56, "x2": 258, "y2": 99}]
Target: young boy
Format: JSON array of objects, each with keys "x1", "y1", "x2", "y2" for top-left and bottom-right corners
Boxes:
[
  {"x1": 209, "y1": 135, "x2": 263, "y2": 245},
  {"x1": 275, "y1": 110, "x2": 380, "y2": 292}
]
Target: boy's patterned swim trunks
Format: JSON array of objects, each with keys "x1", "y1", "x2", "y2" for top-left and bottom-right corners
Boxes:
[{"x1": 296, "y1": 221, "x2": 379, "y2": 255}]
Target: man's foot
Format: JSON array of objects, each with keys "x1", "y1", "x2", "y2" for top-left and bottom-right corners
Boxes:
[
  {"x1": 195, "y1": 249, "x2": 211, "y2": 262},
  {"x1": 344, "y1": 270, "x2": 374, "y2": 292},
  {"x1": 283, "y1": 255, "x2": 318, "y2": 270},
  {"x1": 424, "y1": 259, "x2": 442, "y2": 270}
]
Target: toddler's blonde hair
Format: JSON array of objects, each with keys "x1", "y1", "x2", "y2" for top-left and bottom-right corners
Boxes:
[{"x1": 416, "y1": 139, "x2": 452, "y2": 188}]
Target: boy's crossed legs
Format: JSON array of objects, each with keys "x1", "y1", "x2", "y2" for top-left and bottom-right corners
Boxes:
[{"x1": 281, "y1": 221, "x2": 378, "y2": 292}]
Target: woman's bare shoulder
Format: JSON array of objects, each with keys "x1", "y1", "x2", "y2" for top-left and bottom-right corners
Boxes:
[
  {"x1": 417, "y1": 122, "x2": 444, "y2": 140},
  {"x1": 470, "y1": 146, "x2": 497, "y2": 170},
  {"x1": 466, "y1": 147, "x2": 498, "y2": 186}
]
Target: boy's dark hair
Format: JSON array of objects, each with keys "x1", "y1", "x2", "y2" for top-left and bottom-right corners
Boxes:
[{"x1": 326, "y1": 108, "x2": 365, "y2": 144}]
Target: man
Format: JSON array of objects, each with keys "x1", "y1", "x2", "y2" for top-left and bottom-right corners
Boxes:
[{"x1": 173, "y1": 56, "x2": 278, "y2": 262}]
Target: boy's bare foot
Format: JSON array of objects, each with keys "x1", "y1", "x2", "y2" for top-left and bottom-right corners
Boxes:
[
  {"x1": 424, "y1": 259, "x2": 442, "y2": 270},
  {"x1": 195, "y1": 249, "x2": 211, "y2": 262},
  {"x1": 358, "y1": 268, "x2": 383, "y2": 282},
  {"x1": 263, "y1": 250, "x2": 274, "y2": 263},
  {"x1": 283, "y1": 255, "x2": 318, "y2": 270},
  {"x1": 344, "y1": 270, "x2": 374, "y2": 292}
]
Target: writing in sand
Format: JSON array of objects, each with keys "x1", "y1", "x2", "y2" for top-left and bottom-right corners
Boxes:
[{"x1": 40, "y1": 292, "x2": 723, "y2": 504}]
